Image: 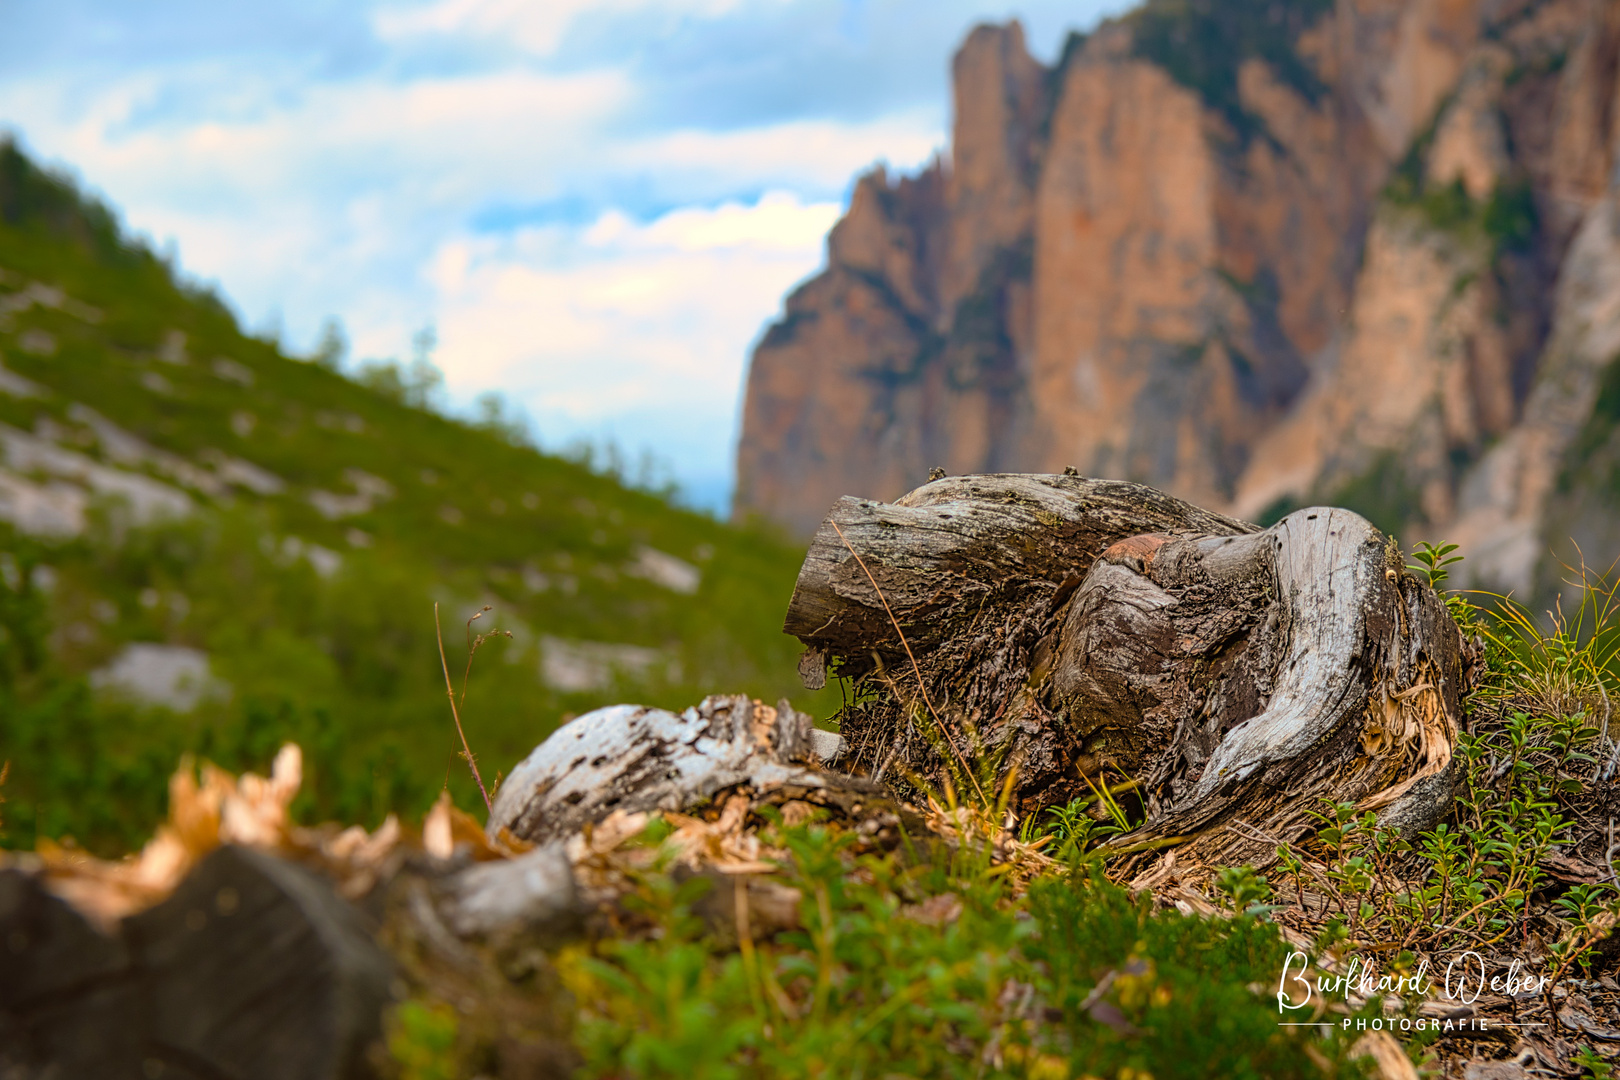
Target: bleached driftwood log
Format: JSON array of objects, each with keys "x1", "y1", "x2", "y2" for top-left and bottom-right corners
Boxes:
[{"x1": 783, "y1": 474, "x2": 1465, "y2": 865}]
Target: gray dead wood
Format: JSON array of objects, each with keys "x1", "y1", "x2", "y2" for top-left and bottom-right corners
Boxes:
[
  {"x1": 438, "y1": 842, "x2": 581, "y2": 941},
  {"x1": 489, "y1": 694, "x2": 859, "y2": 846},
  {"x1": 786, "y1": 474, "x2": 1255, "y2": 657},
  {"x1": 784, "y1": 473, "x2": 1465, "y2": 865}
]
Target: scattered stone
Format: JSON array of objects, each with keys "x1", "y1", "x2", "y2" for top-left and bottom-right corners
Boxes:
[
  {"x1": 808, "y1": 727, "x2": 845, "y2": 764},
  {"x1": 200, "y1": 448, "x2": 287, "y2": 495},
  {"x1": 0, "y1": 469, "x2": 88, "y2": 536},
  {"x1": 309, "y1": 469, "x2": 394, "y2": 519},
  {"x1": 314, "y1": 410, "x2": 365, "y2": 433},
  {"x1": 156, "y1": 330, "x2": 188, "y2": 365},
  {"x1": 0, "y1": 362, "x2": 43, "y2": 397},
  {"x1": 89, "y1": 643, "x2": 230, "y2": 712},
  {"x1": 0, "y1": 423, "x2": 193, "y2": 535},
  {"x1": 538, "y1": 636, "x2": 677, "y2": 693},
  {"x1": 71, "y1": 403, "x2": 230, "y2": 497},
  {"x1": 211, "y1": 357, "x2": 255, "y2": 386},
  {"x1": 17, "y1": 329, "x2": 55, "y2": 356},
  {"x1": 279, "y1": 535, "x2": 342, "y2": 577},
  {"x1": 624, "y1": 543, "x2": 701, "y2": 594}
]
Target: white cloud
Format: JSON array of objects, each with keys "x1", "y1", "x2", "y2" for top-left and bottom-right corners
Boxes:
[
  {"x1": 428, "y1": 194, "x2": 837, "y2": 471},
  {"x1": 6, "y1": 66, "x2": 631, "y2": 207},
  {"x1": 610, "y1": 114, "x2": 942, "y2": 194},
  {"x1": 373, "y1": 0, "x2": 757, "y2": 56},
  {"x1": 586, "y1": 191, "x2": 843, "y2": 252},
  {"x1": 1, "y1": 0, "x2": 1087, "y2": 509}
]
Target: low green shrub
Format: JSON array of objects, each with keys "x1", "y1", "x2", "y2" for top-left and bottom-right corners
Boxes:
[{"x1": 564, "y1": 818, "x2": 1368, "y2": 1080}]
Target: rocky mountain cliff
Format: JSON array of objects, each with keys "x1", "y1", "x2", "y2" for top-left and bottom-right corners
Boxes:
[{"x1": 735, "y1": 0, "x2": 1620, "y2": 603}]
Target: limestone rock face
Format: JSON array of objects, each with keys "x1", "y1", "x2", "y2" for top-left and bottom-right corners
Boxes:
[{"x1": 734, "y1": 0, "x2": 1620, "y2": 600}]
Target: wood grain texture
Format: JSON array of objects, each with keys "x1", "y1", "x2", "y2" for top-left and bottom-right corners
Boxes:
[
  {"x1": 489, "y1": 695, "x2": 871, "y2": 847},
  {"x1": 785, "y1": 473, "x2": 1464, "y2": 864},
  {"x1": 785, "y1": 473, "x2": 1256, "y2": 661}
]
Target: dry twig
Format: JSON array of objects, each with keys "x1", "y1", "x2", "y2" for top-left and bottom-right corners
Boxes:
[{"x1": 435, "y1": 602, "x2": 493, "y2": 814}]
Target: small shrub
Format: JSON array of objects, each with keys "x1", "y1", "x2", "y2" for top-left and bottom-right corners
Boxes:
[
  {"x1": 564, "y1": 816, "x2": 1361, "y2": 1079},
  {"x1": 387, "y1": 1000, "x2": 459, "y2": 1080}
]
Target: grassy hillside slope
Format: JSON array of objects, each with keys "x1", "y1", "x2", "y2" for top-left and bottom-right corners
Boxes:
[{"x1": 0, "y1": 139, "x2": 833, "y2": 853}]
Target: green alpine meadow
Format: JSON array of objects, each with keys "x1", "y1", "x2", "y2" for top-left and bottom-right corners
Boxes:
[{"x1": 0, "y1": 139, "x2": 835, "y2": 854}]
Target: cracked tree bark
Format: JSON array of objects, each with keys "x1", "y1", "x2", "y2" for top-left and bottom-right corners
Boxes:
[{"x1": 784, "y1": 474, "x2": 1465, "y2": 866}]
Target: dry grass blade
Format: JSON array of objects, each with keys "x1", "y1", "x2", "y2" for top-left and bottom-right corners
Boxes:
[
  {"x1": 827, "y1": 518, "x2": 988, "y2": 809},
  {"x1": 435, "y1": 601, "x2": 493, "y2": 814}
]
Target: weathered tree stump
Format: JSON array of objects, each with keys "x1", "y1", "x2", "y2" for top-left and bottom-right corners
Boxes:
[
  {"x1": 127, "y1": 845, "x2": 396, "y2": 1080},
  {"x1": 784, "y1": 474, "x2": 1465, "y2": 865},
  {"x1": 0, "y1": 867, "x2": 145, "y2": 1079},
  {"x1": 1, "y1": 846, "x2": 395, "y2": 1080}
]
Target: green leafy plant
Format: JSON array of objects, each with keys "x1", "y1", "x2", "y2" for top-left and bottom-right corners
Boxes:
[
  {"x1": 1408, "y1": 541, "x2": 1464, "y2": 590},
  {"x1": 1212, "y1": 865, "x2": 1275, "y2": 915},
  {"x1": 564, "y1": 815, "x2": 1362, "y2": 1079},
  {"x1": 1283, "y1": 705, "x2": 1598, "y2": 956},
  {"x1": 1575, "y1": 1044, "x2": 1614, "y2": 1079},
  {"x1": 387, "y1": 1000, "x2": 459, "y2": 1080}
]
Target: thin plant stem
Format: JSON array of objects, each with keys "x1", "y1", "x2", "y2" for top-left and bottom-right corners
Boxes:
[
  {"x1": 828, "y1": 517, "x2": 988, "y2": 808},
  {"x1": 735, "y1": 877, "x2": 766, "y2": 1023},
  {"x1": 436, "y1": 602, "x2": 493, "y2": 814}
]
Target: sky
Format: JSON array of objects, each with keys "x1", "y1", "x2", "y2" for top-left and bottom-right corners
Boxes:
[{"x1": 0, "y1": 0, "x2": 1134, "y2": 514}]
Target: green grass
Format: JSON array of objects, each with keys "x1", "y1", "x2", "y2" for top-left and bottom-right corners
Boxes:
[
  {"x1": 0, "y1": 138, "x2": 836, "y2": 853},
  {"x1": 559, "y1": 821, "x2": 1370, "y2": 1080}
]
